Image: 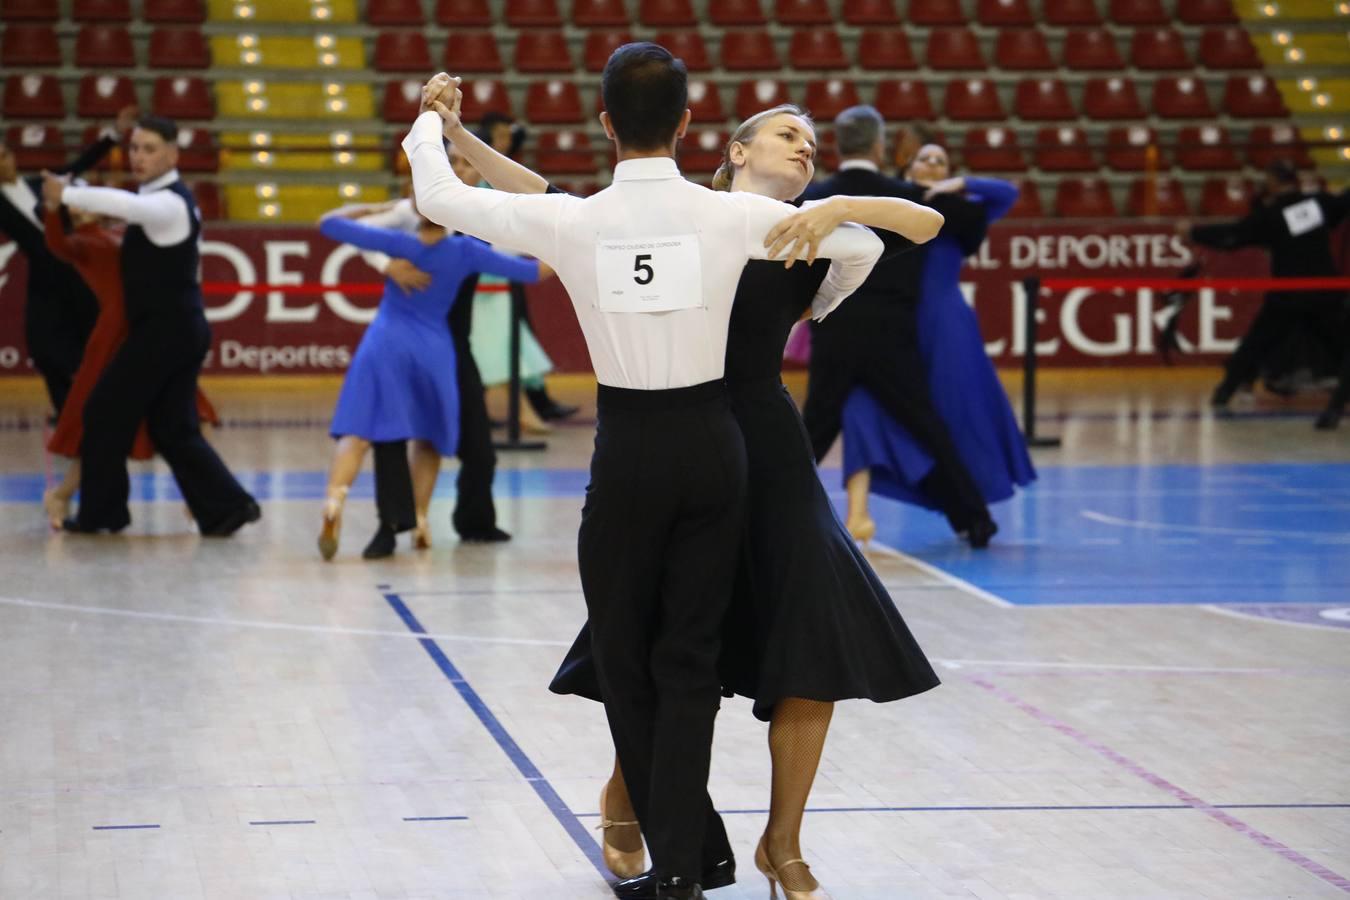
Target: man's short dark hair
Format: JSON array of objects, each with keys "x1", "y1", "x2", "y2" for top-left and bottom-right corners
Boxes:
[
  {"x1": 1266, "y1": 159, "x2": 1299, "y2": 185},
  {"x1": 135, "y1": 115, "x2": 178, "y2": 143},
  {"x1": 601, "y1": 42, "x2": 688, "y2": 151},
  {"x1": 835, "y1": 105, "x2": 885, "y2": 157}
]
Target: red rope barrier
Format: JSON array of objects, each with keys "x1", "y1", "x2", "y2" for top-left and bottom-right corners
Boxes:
[{"x1": 1039, "y1": 277, "x2": 1350, "y2": 292}]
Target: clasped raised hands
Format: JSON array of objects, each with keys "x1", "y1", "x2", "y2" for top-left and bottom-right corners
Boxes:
[{"x1": 420, "y1": 73, "x2": 465, "y2": 135}]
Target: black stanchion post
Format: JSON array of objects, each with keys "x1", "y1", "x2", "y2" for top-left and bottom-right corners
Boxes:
[
  {"x1": 1021, "y1": 275, "x2": 1062, "y2": 449},
  {"x1": 495, "y1": 283, "x2": 547, "y2": 452}
]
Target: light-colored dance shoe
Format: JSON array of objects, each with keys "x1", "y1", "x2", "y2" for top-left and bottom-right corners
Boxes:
[
  {"x1": 42, "y1": 487, "x2": 70, "y2": 531},
  {"x1": 413, "y1": 512, "x2": 431, "y2": 551},
  {"x1": 317, "y1": 486, "x2": 348, "y2": 561},
  {"x1": 598, "y1": 783, "x2": 646, "y2": 879},
  {"x1": 845, "y1": 517, "x2": 877, "y2": 547},
  {"x1": 755, "y1": 836, "x2": 830, "y2": 900}
]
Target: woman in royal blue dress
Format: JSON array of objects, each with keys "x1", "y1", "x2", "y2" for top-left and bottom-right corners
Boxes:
[
  {"x1": 315, "y1": 204, "x2": 545, "y2": 560},
  {"x1": 842, "y1": 143, "x2": 1036, "y2": 540}
]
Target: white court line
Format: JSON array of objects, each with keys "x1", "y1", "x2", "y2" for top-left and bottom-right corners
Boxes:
[
  {"x1": 866, "y1": 539, "x2": 1013, "y2": 608},
  {"x1": 0, "y1": 596, "x2": 572, "y2": 647},
  {"x1": 1080, "y1": 509, "x2": 1350, "y2": 541},
  {"x1": 1202, "y1": 604, "x2": 1350, "y2": 635}
]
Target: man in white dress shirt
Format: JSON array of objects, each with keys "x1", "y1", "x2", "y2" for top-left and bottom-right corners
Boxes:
[{"x1": 406, "y1": 45, "x2": 882, "y2": 899}]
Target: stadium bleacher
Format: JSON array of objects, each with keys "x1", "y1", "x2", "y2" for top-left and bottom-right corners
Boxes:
[{"x1": 1, "y1": 0, "x2": 1345, "y2": 221}]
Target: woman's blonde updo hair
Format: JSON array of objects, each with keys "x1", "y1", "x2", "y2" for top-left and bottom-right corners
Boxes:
[{"x1": 710, "y1": 104, "x2": 814, "y2": 192}]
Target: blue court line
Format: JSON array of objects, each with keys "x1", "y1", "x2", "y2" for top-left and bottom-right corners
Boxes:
[
  {"x1": 382, "y1": 591, "x2": 610, "y2": 879},
  {"x1": 402, "y1": 816, "x2": 470, "y2": 822},
  {"x1": 573, "y1": 803, "x2": 1350, "y2": 816},
  {"x1": 91, "y1": 824, "x2": 160, "y2": 830},
  {"x1": 248, "y1": 820, "x2": 315, "y2": 826}
]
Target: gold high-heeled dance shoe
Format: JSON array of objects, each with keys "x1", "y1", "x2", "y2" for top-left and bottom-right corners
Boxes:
[
  {"x1": 42, "y1": 487, "x2": 69, "y2": 531},
  {"x1": 597, "y1": 783, "x2": 645, "y2": 879},
  {"x1": 317, "y1": 486, "x2": 348, "y2": 561},
  {"x1": 846, "y1": 517, "x2": 877, "y2": 547},
  {"x1": 755, "y1": 836, "x2": 830, "y2": 900},
  {"x1": 413, "y1": 512, "x2": 431, "y2": 551}
]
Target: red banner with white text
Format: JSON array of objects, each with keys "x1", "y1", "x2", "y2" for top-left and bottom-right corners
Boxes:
[{"x1": 0, "y1": 222, "x2": 1289, "y2": 377}]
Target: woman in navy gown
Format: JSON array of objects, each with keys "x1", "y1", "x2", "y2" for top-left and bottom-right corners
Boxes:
[
  {"x1": 842, "y1": 143, "x2": 1036, "y2": 540},
  {"x1": 315, "y1": 205, "x2": 544, "y2": 560}
]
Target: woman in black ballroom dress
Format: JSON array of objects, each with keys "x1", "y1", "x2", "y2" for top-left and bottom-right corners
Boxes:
[{"x1": 442, "y1": 98, "x2": 942, "y2": 900}]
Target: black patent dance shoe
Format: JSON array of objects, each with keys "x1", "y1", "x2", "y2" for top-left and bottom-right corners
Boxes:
[
  {"x1": 614, "y1": 860, "x2": 732, "y2": 899},
  {"x1": 526, "y1": 386, "x2": 580, "y2": 421},
  {"x1": 362, "y1": 523, "x2": 398, "y2": 559},
  {"x1": 460, "y1": 526, "x2": 512, "y2": 543},
  {"x1": 61, "y1": 517, "x2": 125, "y2": 535},
  {"x1": 1315, "y1": 406, "x2": 1343, "y2": 431},
  {"x1": 201, "y1": 500, "x2": 262, "y2": 537},
  {"x1": 964, "y1": 517, "x2": 998, "y2": 549}
]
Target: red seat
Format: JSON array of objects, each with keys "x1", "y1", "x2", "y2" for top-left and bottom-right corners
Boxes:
[
  {"x1": 375, "y1": 32, "x2": 433, "y2": 72},
  {"x1": 585, "y1": 31, "x2": 634, "y2": 72},
  {"x1": 2, "y1": 25, "x2": 61, "y2": 67},
  {"x1": 73, "y1": 0, "x2": 130, "y2": 20},
  {"x1": 711, "y1": 0, "x2": 767, "y2": 25},
  {"x1": 995, "y1": 30, "x2": 1052, "y2": 70},
  {"x1": 1200, "y1": 177, "x2": 1252, "y2": 217},
  {"x1": 1083, "y1": 77, "x2": 1145, "y2": 119},
  {"x1": 777, "y1": 0, "x2": 831, "y2": 23},
  {"x1": 457, "y1": 79, "x2": 513, "y2": 122},
  {"x1": 1043, "y1": 0, "x2": 1100, "y2": 25},
  {"x1": 1004, "y1": 180, "x2": 1043, "y2": 218},
  {"x1": 572, "y1": 0, "x2": 629, "y2": 26},
  {"x1": 1177, "y1": 125, "x2": 1242, "y2": 171},
  {"x1": 1063, "y1": 29, "x2": 1124, "y2": 70},
  {"x1": 1199, "y1": 27, "x2": 1260, "y2": 69},
  {"x1": 653, "y1": 30, "x2": 709, "y2": 70},
  {"x1": 525, "y1": 79, "x2": 582, "y2": 123},
  {"x1": 515, "y1": 30, "x2": 573, "y2": 73},
  {"x1": 1153, "y1": 76, "x2": 1213, "y2": 118},
  {"x1": 437, "y1": 0, "x2": 493, "y2": 25},
  {"x1": 640, "y1": 0, "x2": 696, "y2": 26},
  {"x1": 78, "y1": 74, "x2": 136, "y2": 118},
  {"x1": 5, "y1": 125, "x2": 65, "y2": 170},
  {"x1": 686, "y1": 79, "x2": 725, "y2": 122},
  {"x1": 505, "y1": 0, "x2": 562, "y2": 26},
  {"x1": 962, "y1": 127, "x2": 1025, "y2": 171},
  {"x1": 1247, "y1": 124, "x2": 1312, "y2": 168},
  {"x1": 367, "y1": 0, "x2": 425, "y2": 24},
  {"x1": 1055, "y1": 178, "x2": 1116, "y2": 217},
  {"x1": 1108, "y1": 0, "x2": 1166, "y2": 25},
  {"x1": 944, "y1": 78, "x2": 1003, "y2": 120},
  {"x1": 144, "y1": 0, "x2": 204, "y2": 21},
  {"x1": 535, "y1": 130, "x2": 596, "y2": 174},
  {"x1": 149, "y1": 28, "x2": 210, "y2": 68},
  {"x1": 790, "y1": 29, "x2": 849, "y2": 70},
  {"x1": 722, "y1": 30, "x2": 780, "y2": 70},
  {"x1": 842, "y1": 0, "x2": 898, "y2": 23},
  {"x1": 977, "y1": 0, "x2": 1034, "y2": 27},
  {"x1": 1181, "y1": 0, "x2": 1237, "y2": 24},
  {"x1": 1224, "y1": 74, "x2": 1287, "y2": 118},
  {"x1": 926, "y1": 28, "x2": 984, "y2": 70},
  {"x1": 1014, "y1": 78, "x2": 1076, "y2": 120},
  {"x1": 858, "y1": 30, "x2": 917, "y2": 70},
  {"x1": 875, "y1": 79, "x2": 932, "y2": 120},
  {"x1": 152, "y1": 75, "x2": 214, "y2": 119},
  {"x1": 1130, "y1": 28, "x2": 1191, "y2": 69},
  {"x1": 1034, "y1": 126, "x2": 1096, "y2": 171},
  {"x1": 191, "y1": 181, "x2": 223, "y2": 221},
  {"x1": 4, "y1": 75, "x2": 65, "y2": 119},
  {"x1": 804, "y1": 79, "x2": 860, "y2": 120},
  {"x1": 680, "y1": 129, "x2": 728, "y2": 173},
  {"x1": 1105, "y1": 125, "x2": 1161, "y2": 171},
  {"x1": 814, "y1": 127, "x2": 840, "y2": 171},
  {"x1": 1128, "y1": 177, "x2": 1189, "y2": 216},
  {"x1": 384, "y1": 78, "x2": 426, "y2": 122},
  {"x1": 736, "y1": 79, "x2": 792, "y2": 119},
  {"x1": 907, "y1": 0, "x2": 964, "y2": 25},
  {"x1": 76, "y1": 25, "x2": 136, "y2": 68},
  {"x1": 445, "y1": 31, "x2": 503, "y2": 72},
  {"x1": 173, "y1": 125, "x2": 218, "y2": 172},
  {"x1": 1, "y1": 0, "x2": 58, "y2": 20}
]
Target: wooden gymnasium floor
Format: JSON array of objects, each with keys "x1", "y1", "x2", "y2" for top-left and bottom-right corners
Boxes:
[{"x1": 0, "y1": 368, "x2": 1347, "y2": 899}]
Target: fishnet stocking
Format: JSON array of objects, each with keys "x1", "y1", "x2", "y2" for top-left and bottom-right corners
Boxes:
[{"x1": 764, "y1": 697, "x2": 834, "y2": 892}]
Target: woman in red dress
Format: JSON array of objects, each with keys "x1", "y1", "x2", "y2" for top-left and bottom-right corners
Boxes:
[{"x1": 40, "y1": 200, "x2": 219, "y2": 527}]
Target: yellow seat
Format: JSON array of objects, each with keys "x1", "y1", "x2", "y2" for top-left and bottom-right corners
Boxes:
[
  {"x1": 1278, "y1": 77, "x2": 1350, "y2": 113},
  {"x1": 219, "y1": 130, "x2": 385, "y2": 173},
  {"x1": 1302, "y1": 125, "x2": 1350, "y2": 166},
  {"x1": 216, "y1": 81, "x2": 375, "y2": 119},
  {"x1": 1235, "y1": 0, "x2": 1350, "y2": 21},
  {"x1": 225, "y1": 183, "x2": 390, "y2": 223},
  {"x1": 208, "y1": 0, "x2": 358, "y2": 24},
  {"x1": 1256, "y1": 31, "x2": 1350, "y2": 66},
  {"x1": 209, "y1": 34, "x2": 364, "y2": 69}
]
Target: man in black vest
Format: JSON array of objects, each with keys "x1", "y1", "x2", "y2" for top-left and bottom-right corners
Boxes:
[
  {"x1": 46, "y1": 116, "x2": 259, "y2": 535},
  {"x1": 0, "y1": 111, "x2": 133, "y2": 414},
  {"x1": 801, "y1": 106, "x2": 995, "y2": 546}
]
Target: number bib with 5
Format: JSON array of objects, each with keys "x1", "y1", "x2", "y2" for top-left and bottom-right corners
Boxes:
[{"x1": 595, "y1": 233, "x2": 704, "y2": 313}]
